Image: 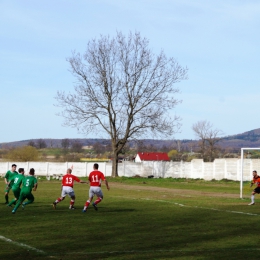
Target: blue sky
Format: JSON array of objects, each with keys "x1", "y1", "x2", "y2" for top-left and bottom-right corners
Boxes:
[{"x1": 1, "y1": 0, "x2": 260, "y2": 143}]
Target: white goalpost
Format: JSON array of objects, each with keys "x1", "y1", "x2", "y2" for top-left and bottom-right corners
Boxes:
[{"x1": 240, "y1": 147, "x2": 260, "y2": 199}]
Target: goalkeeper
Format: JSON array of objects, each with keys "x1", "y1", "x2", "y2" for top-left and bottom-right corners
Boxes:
[{"x1": 248, "y1": 170, "x2": 260, "y2": 205}]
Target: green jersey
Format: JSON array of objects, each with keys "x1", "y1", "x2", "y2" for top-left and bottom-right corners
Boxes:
[
  {"x1": 10, "y1": 174, "x2": 25, "y2": 191},
  {"x1": 21, "y1": 175, "x2": 38, "y2": 193},
  {"x1": 5, "y1": 170, "x2": 18, "y2": 188}
]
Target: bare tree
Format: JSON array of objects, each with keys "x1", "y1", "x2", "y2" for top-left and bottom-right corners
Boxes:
[
  {"x1": 27, "y1": 140, "x2": 36, "y2": 147},
  {"x1": 36, "y1": 139, "x2": 47, "y2": 149},
  {"x1": 206, "y1": 127, "x2": 223, "y2": 161},
  {"x1": 71, "y1": 141, "x2": 83, "y2": 153},
  {"x1": 192, "y1": 120, "x2": 223, "y2": 161},
  {"x1": 61, "y1": 138, "x2": 70, "y2": 149},
  {"x1": 192, "y1": 121, "x2": 210, "y2": 159},
  {"x1": 56, "y1": 31, "x2": 188, "y2": 176},
  {"x1": 92, "y1": 142, "x2": 104, "y2": 154}
]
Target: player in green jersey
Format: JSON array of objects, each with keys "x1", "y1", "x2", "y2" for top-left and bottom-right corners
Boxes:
[
  {"x1": 12, "y1": 168, "x2": 38, "y2": 214},
  {"x1": 7, "y1": 168, "x2": 25, "y2": 207},
  {"x1": 4, "y1": 164, "x2": 18, "y2": 204}
]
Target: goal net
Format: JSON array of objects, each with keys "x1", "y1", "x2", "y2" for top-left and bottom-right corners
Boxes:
[{"x1": 240, "y1": 148, "x2": 260, "y2": 198}]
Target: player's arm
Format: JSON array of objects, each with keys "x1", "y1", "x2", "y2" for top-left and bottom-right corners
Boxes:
[
  {"x1": 73, "y1": 175, "x2": 88, "y2": 184},
  {"x1": 8, "y1": 178, "x2": 14, "y2": 187},
  {"x1": 5, "y1": 178, "x2": 11, "y2": 186},
  {"x1": 79, "y1": 179, "x2": 88, "y2": 184},
  {"x1": 4, "y1": 173, "x2": 9, "y2": 184},
  {"x1": 33, "y1": 182, "x2": 38, "y2": 191},
  {"x1": 105, "y1": 179, "x2": 110, "y2": 190}
]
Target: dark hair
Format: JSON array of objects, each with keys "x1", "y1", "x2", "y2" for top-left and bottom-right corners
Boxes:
[
  {"x1": 29, "y1": 168, "x2": 35, "y2": 175},
  {"x1": 18, "y1": 168, "x2": 24, "y2": 173},
  {"x1": 94, "y1": 163, "x2": 99, "y2": 169},
  {"x1": 253, "y1": 170, "x2": 257, "y2": 173},
  {"x1": 12, "y1": 164, "x2": 17, "y2": 167}
]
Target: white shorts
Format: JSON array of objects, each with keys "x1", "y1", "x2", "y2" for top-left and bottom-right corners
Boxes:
[
  {"x1": 61, "y1": 186, "x2": 75, "y2": 198},
  {"x1": 89, "y1": 186, "x2": 103, "y2": 199}
]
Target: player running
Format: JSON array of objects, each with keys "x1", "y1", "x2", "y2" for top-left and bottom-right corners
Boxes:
[
  {"x1": 248, "y1": 170, "x2": 260, "y2": 205},
  {"x1": 12, "y1": 168, "x2": 38, "y2": 214},
  {"x1": 4, "y1": 164, "x2": 18, "y2": 204},
  {"x1": 82, "y1": 163, "x2": 110, "y2": 213},
  {"x1": 7, "y1": 168, "x2": 25, "y2": 207},
  {"x1": 52, "y1": 166, "x2": 87, "y2": 210}
]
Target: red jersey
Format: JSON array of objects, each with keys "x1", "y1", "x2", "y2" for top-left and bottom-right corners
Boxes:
[
  {"x1": 255, "y1": 177, "x2": 260, "y2": 187},
  {"x1": 252, "y1": 175, "x2": 260, "y2": 187},
  {"x1": 62, "y1": 174, "x2": 80, "y2": 188},
  {"x1": 88, "y1": 170, "x2": 105, "y2": 187}
]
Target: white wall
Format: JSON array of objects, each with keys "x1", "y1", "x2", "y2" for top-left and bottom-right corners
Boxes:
[{"x1": 0, "y1": 159, "x2": 258, "y2": 181}]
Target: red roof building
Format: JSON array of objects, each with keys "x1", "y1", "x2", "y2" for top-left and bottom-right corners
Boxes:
[{"x1": 135, "y1": 152, "x2": 170, "y2": 162}]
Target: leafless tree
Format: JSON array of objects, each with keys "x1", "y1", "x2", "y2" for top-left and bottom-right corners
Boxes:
[
  {"x1": 61, "y1": 138, "x2": 70, "y2": 149},
  {"x1": 56, "y1": 31, "x2": 188, "y2": 176},
  {"x1": 192, "y1": 121, "x2": 210, "y2": 159},
  {"x1": 36, "y1": 139, "x2": 47, "y2": 149},
  {"x1": 27, "y1": 140, "x2": 36, "y2": 148},
  {"x1": 192, "y1": 120, "x2": 223, "y2": 161},
  {"x1": 71, "y1": 141, "x2": 83, "y2": 153},
  {"x1": 206, "y1": 127, "x2": 223, "y2": 161},
  {"x1": 92, "y1": 142, "x2": 104, "y2": 154}
]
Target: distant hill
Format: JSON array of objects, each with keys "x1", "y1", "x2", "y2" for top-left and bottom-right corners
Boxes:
[
  {"x1": 218, "y1": 128, "x2": 260, "y2": 149},
  {"x1": 0, "y1": 138, "x2": 178, "y2": 150},
  {"x1": 0, "y1": 138, "x2": 110, "y2": 149},
  {"x1": 1, "y1": 128, "x2": 260, "y2": 151}
]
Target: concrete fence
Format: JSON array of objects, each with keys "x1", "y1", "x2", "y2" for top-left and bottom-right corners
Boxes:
[{"x1": 1, "y1": 159, "x2": 260, "y2": 181}]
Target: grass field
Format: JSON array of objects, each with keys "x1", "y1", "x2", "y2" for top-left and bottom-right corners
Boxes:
[{"x1": 0, "y1": 177, "x2": 259, "y2": 260}]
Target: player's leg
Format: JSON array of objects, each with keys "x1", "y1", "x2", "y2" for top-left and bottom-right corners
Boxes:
[
  {"x1": 92, "y1": 188, "x2": 104, "y2": 210},
  {"x1": 52, "y1": 196, "x2": 65, "y2": 209},
  {"x1": 53, "y1": 187, "x2": 66, "y2": 209},
  {"x1": 248, "y1": 188, "x2": 260, "y2": 205},
  {"x1": 5, "y1": 193, "x2": 9, "y2": 204},
  {"x1": 82, "y1": 197, "x2": 93, "y2": 212},
  {"x1": 82, "y1": 187, "x2": 94, "y2": 212},
  {"x1": 54, "y1": 196, "x2": 65, "y2": 204},
  {"x1": 23, "y1": 193, "x2": 34, "y2": 206},
  {"x1": 8, "y1": 189, "x2": 20, "y2": 207},
  {"x1": 248, "y1": 191, "x2": 256, "y2": 205},
  {"x1": 12, "y1": 193, "x2": 26, "y2": 214},
  {"x1": 4, "y1": 185, "x2": 10, "y2": 204},
  {"x1": 69, "y1": 194, "x2": 76, "y2": 209}
]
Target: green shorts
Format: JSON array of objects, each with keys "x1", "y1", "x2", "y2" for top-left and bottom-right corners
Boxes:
[
  {"x1": 19, "y1": 190, "x2": 34, "y2": 202},
  {"x1": 12, "y1": 188, "x2": 21, "y2": 199}
]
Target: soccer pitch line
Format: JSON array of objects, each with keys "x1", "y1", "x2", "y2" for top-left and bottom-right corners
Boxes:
[
  {"x1": 0, "y1": 235, "x2": 46, "y2": 255},
  {"x1": 111, "y1": 196, "x2": 260, "y2": 217}
]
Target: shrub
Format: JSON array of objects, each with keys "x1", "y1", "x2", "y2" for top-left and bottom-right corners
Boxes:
[{"x1": 6, "y1": 146, "x2": 39, "y2": 161}]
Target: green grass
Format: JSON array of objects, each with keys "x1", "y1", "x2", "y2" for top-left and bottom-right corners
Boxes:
[{"x1": 0, "y1": 177, "x2": 259, "y2": 260}]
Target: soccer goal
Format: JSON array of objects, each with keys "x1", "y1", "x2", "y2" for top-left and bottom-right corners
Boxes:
[{"x1": 240, "y1": 148, "x2": 260, "y2": 198}]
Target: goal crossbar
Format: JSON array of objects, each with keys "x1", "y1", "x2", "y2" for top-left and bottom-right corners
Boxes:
[{"x1": 240, "y1": 148, "x2": 260, "y2": 198}]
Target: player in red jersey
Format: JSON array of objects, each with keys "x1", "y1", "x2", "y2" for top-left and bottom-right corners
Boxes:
[
  {"x1": 248, "y1": 170, "x2": 260, "y2": 205},
  {"x1": 52, "y1": 166, "x2": 87, "y2": 209},
  {"x1": 82, "y1": 163, "x2": 109, "y2": 213}
]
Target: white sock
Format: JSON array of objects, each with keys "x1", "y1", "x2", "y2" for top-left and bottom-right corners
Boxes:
[{"x1": 251, "y1": 195, "x2": 255, "y2": 203}]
